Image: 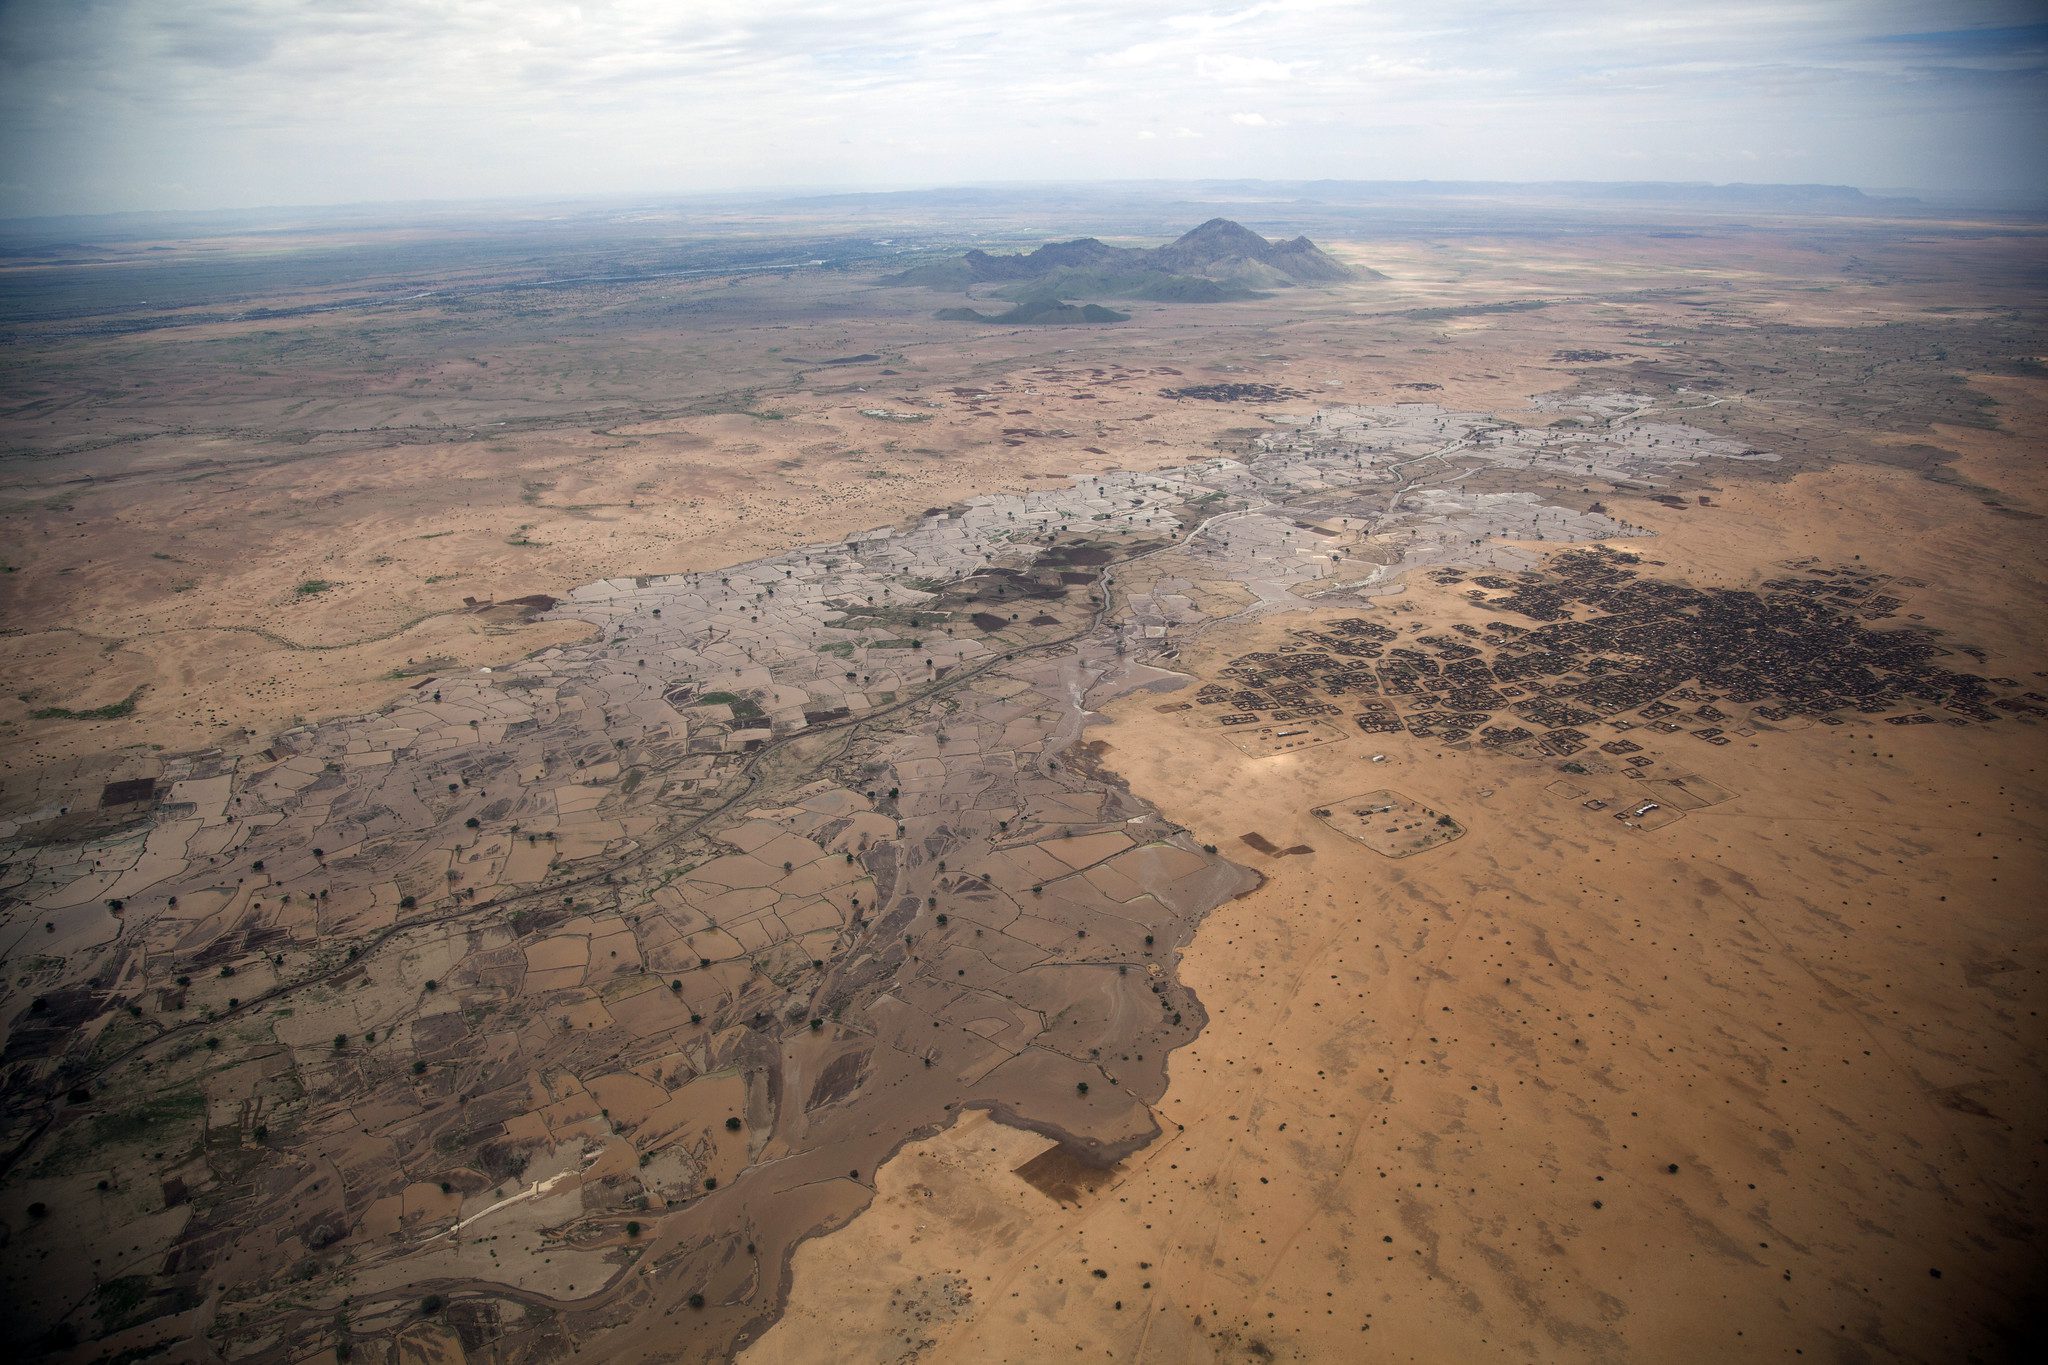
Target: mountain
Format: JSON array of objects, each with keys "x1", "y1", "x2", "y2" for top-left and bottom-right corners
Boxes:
[
  {"x1": 935, "y1": 297, "x2": 1131, "y2": 325},
  {"x1": 887, "y1": 218, "x2": 1373, "y2": 299}
]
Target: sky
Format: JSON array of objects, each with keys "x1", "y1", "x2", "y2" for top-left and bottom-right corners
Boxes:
[{"x1": 0, "y1": 0, "x2": 2044, "y2": 217}]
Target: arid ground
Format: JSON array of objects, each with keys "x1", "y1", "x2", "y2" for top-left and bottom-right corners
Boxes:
[{"x1": 2, "y1": 195, "x2": 2043, "y2": 1363}]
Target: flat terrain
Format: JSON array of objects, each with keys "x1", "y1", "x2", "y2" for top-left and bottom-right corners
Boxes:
[
  {"x1": 1, "y1": 196, "x2": 2043, "y2": 1363},
  {"x1": 753, "y1": 381, "x2": 2048, "y2": 1365}
]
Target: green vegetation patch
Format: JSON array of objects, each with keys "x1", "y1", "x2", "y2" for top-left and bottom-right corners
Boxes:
[
  {"x1": 1393, "y1": 299, "x2": 1551, "y2": 322},
  {"x1": 33, "y1": 687, "x2": 143, "y2": 721},
  {"x1": 697, "y1": 690, "x2": 765, "y2": 720},
  {"x1": 33, "y1": 1085, "x2": 205, "y2": 1175},
  {"x1": 700, "y1": 687, "x2": 770, "y2": 720},
  {"x1": 95, "y1": 1285, "x2": 210, "y2": 1334},
  {"x1": 93, "y1": 1086, "x2": 207, "y2": 1147},
  {"x1": 95, "y1": 1276, "x2": 153, "y2": 1332},
  {"x1": 295, "y1": 579, "x2": 334, "y2": 596}
]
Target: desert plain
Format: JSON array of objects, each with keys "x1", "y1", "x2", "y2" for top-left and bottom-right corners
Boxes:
[{"x1": 1, "y1": 190, "x2": 2043, "y2": 1363}]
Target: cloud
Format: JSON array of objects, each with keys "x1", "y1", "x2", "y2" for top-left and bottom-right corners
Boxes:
[
  {"x1": 1198, "y1": 53, "x2": 1303, "y2": 83},
  {"x1": 0, "y1": 0, "x2": 2042, "y2": 213}
]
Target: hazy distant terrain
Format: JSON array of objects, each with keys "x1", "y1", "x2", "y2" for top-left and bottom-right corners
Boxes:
[{"x1": 1, "y1": 182, "x2": 2044, "y2": 1365}]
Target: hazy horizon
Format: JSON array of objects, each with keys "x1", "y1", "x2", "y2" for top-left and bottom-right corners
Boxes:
[{"x1": 2, "y1": 1, "x2": 2044, "y2": 219}]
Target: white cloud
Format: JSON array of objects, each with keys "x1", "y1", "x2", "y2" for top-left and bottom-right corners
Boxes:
[
  {"x1": 1198, "y1": 53, "x2": 1304, "y2": 83},
  {"x1": 0, "y1": 0, "x2": 2040, "y2": 212}
]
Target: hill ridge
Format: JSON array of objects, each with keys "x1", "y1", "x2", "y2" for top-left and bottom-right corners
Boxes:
[{"x1": 889, "y1": 218, "x2": 1379, "y2": 299}]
